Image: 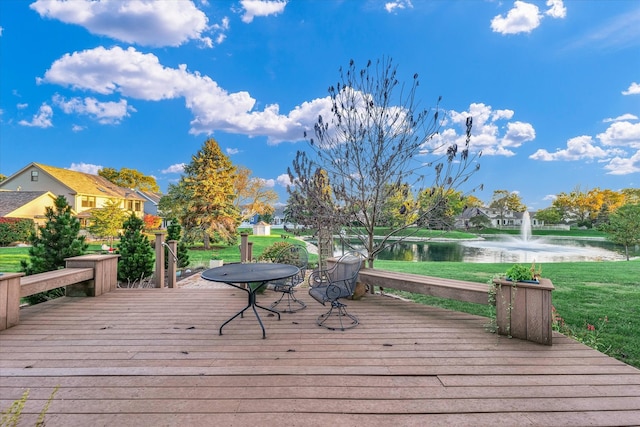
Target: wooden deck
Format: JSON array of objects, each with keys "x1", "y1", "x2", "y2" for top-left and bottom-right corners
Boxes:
[{"x1": 1, "y1": 287, "x2": 639, "y2": 426}]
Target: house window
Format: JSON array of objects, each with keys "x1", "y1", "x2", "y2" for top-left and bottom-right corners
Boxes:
[
  {"x1": 31, "y1": 171, "x2": 38, "y2": 181},
  {"x1": 126, "y1": 200, "x2": 142, "y2": 212},
  {"x1": 81, "y1": 196, "x2": 96, "y2": 208}
]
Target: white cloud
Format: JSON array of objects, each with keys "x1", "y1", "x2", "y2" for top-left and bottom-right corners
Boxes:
[
  {"x1": 604, "y1": 150, "x2": 640, "y2": 175},
  {"x1": 0, "y1": 26, "x2": 3, "y2": 36},
  {"x1": 70, "y1": 162, "x2": 102, "y2": 174},
  {"x1": 226, "y1": 148, "x2": 240, "y2": 155},
  {"x1": 597, "y1": 121, "x2": 640, "y2": 149},
  {"x1": 622, "y1": 82, "x2": 640, "y2": 95},
  {"x1": 385, "y1": 0, "x2": 413, "y2": 14},
  {"x1": 530, "y1": 118, "x2": 640, "y2": 175},
  {"x1": 543, "y1": 194, "x2": 557, "y2": 201},
  {"x1": 72, "y1": 124, "x2": 85, "y2": 132},
  {"x1": 240, "y1": 0, "x2": 287, "y2": 24},
  {"x1": 603, "y1": 113, "x2": 638, "y2": 123},
  {"x1": 162, "y1": 163, "x2": 186, "y2": 174},
  {"x1": 529, "y1": 135, "x2": 610, "y2": 161},
  {"x1": 276, "y1": 173, "x2": 292, "y2": 187},
  {"x1": 17, "y1": 103, "x2": 28, "y2": 109},
  {"x1": 260, "y1": 178, "x2": 276, "y2": 187},
  {"x1": 29, "y1": 0, "x2": 212, "y2": 47},
  {"x1": 18, "y1": 103, "x2": 53, "y2": 128},
  {"x1": 432, "y1": 103, "x2": 535, "y2": 156},
  {"x1": 545, "y1": 0, "x2": 566, "y2": 19},
  {"x1": 53, "y1": 95, "x2": 135, "y2": 124},
  {"x1": 39, "y1": 46, "x2": 325, "y2": 143},
  {"x1": 491, "y1": 1, "x2": 542, "y2": 35}
]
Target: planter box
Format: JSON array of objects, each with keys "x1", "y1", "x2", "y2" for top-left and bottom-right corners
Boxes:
[
  {"x1": 209, "y1": 260, "x2": 224, "y2": 268},
  {"x1": 492, "y1": 277, "x2": 554, "y2": 345}
]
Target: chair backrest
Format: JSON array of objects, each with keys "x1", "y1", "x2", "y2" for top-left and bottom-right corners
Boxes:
[
  {"x1": 326, "y1": 252, "x2": 364, "y2": 296},
  {"x1": 271, "y1": 244, "x2": 308, "y2": 286}
]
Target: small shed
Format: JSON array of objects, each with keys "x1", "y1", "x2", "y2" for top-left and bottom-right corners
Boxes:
[{"x1": 253, "y1": 221, "x2": 271, "y2": 236}]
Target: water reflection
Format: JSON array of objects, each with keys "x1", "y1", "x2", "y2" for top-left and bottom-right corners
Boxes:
[{"x1": 338, "y1": 236, "x2": 635, "y2": 263}]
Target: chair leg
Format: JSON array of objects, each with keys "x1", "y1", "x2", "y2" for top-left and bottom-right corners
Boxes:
[
  {"x1": 316, "y1": 301, "x2": 358, "y2": 331},
  {"x1": 270, "y1": 290, "x2": 307, "y2": 313}
]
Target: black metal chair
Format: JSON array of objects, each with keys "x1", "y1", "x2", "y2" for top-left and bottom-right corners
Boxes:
[
  {"x1": 265, "y1": 244, "x2": 308, "y2": 313},
  {"x1": 308, "y1": 252, "x2": 365, "y2": 330}
]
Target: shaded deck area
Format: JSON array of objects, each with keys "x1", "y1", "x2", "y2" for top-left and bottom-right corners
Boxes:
[{"x1": 1, "y1": 287, "x2": 639, "y2": 426}]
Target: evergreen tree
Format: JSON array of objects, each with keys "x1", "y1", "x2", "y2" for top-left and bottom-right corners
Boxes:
[
  {"x1": 117, "y1": 213, "x2": 155, "y2": 283},
  {"x1": 181, "y1": 138, "x2": 240, "y2": 248},
  {"x1": 165, "y1": 220, "x2": 190, "y2": 269},
  {"x1": 21, "y1": 195, "x2": 87, "y2": 304}
]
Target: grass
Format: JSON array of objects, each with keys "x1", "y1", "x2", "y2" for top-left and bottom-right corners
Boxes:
[
  {"x1": 374, "y1": 259, "x2": 640, "y2": 369},
  {"x1": 2, "y1": 231, "x2": 638, "y2": 368}
]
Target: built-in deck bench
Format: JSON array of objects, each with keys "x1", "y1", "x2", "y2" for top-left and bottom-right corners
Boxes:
[
  {"x1": 357, "y1": 268, "x2": 554, "y2": 345},
  {"x1": 0, "y1": 254, "x2": 119, "y2": 331}
]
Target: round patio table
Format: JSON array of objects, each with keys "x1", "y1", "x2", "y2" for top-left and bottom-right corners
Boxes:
[{"x1": 201, "y1": 263, "x2": 300, "y2": 339}]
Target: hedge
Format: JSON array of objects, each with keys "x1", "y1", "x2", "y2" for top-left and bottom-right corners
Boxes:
[{"x1": 0, "y1": 217, "x2": 35, "y2": 246}]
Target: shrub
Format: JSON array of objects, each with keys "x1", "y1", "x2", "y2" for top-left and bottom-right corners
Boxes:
[
  {"x1": 258, "y1": 241, "x2": 296, "y2": 263},
  {"x1": 0, "y1": 218, "x2": 34, "y2": 246},
  {"x1": 118, "y1": 213, "x2": 155, "y2": 283}
]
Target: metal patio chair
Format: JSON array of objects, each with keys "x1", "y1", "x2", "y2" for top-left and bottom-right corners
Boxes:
[
  {"x1": 266, "y1": 244, "x2": 308, "y2": 313},
  {"x1": 308, "y1": 251, "x2": 365, "y2": 330}
]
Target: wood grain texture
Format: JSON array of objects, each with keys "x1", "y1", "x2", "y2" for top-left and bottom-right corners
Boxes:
[{"x1": 1, "y1": 287, "x2": 638, "y2": 426}]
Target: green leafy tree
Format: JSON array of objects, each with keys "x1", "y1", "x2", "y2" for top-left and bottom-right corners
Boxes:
[
  {"x1": 489, "y1": 190, "x2": 526, "y2": 228},
  {"x1": 0, "y1": 173, "x2": 6, "y2": 182},
  {"x1": 117, "y1": 213, "x2": 155, "y2": 283},
  {"x1": 378, "y1": 183, "x2": 418, "y2": 227},
  {"x1": 89, "y1": 198, "x2": 127, "y2": 249},
  {"x1": 294, "y1": 57, "x2": 481, "y2": 268},
  {"x1": 417, "y1": 188, "x2": 466, "y2": 230},
  {"x1": 165, "y1": 220, "x2": 189, "y2": 269},
  {"x1": 180, "y1": 138, "x2": 240, "y2": 248},
  {"x1": 98, "y1": 167, "x2": 160, "y2": 192},
  {"x1": 598, "y1": 203, "x2": 640, "y2": 261},
  {"x1": 534, "y1": 206, "x2": 563, "y2": 225},
  {"x1": 20, "y1": 196, "x2": 87, "y2": 304}
]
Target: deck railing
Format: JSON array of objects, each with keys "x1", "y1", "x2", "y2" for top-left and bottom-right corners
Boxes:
[{"x1": 0, "y1": 254, "x2": 119, "y2": 330}]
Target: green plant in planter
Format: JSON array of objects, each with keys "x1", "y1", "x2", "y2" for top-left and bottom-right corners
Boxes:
[{"x1": 505, "y1": 263, "x2": 536, "y2": 282}]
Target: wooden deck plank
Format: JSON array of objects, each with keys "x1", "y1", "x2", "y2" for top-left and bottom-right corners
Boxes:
[{"x1": 1, "y1": 287, "x2": 639, "y2": 426}]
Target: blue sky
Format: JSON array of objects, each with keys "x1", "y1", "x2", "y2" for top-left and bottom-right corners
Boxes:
[{"x1": 1, "y1": 0, "x2": 638, "y2": 210}]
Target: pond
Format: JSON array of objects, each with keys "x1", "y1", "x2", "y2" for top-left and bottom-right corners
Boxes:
[{"x1": 335, "y1": 235, "x2": 636, "y2": 263}]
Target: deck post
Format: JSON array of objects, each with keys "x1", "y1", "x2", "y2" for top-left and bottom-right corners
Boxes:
[
  {"x1": 167, "y1": 240, "x2": 177, "y2": 288},
  {"x1": 240, "y1": 233, "x2": 249, "y2": 262},
  {"x1": 65, "y1": 254, "x2": 120, "y2": 297},
  {"x1": 154, "y1": 232, "x2": 166, "y2": 288},
  {"x1": 0, "y1": 273, "x2": 24, "y2": 330},
  {"x1": 492, "y1": 277, "x2": 554, "y2": 345}
]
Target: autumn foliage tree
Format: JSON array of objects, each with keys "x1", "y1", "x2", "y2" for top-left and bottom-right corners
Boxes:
[
  {"x1": 292, "y1": 57, "x2": 481, "y2": 268},
  {"x1": 99, "y1": 167, "x2": 160, "y2": 192},
  {"x1": 234, "y1": 166, "x2": 278, "y2": 222},
  {"x1": 143, "y1": 214, "x2": 162, "y2": 231}
]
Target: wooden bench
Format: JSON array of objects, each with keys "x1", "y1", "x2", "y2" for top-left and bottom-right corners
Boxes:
[
  {"x1": 357, "y1": 268, "x2": 554, "y2": 345},
  {"x1": 0, "y1": 254, "x2": 119, "y2": 331},
  {"x1": 358, "y1": 269, "x2": 489, "y2": 305}
]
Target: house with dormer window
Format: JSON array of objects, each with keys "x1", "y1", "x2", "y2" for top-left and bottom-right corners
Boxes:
[{"x1": 0, "y1": 163, "x2": 146, "y2": 228}]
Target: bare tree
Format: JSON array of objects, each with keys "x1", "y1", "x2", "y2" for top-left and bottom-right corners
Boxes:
[{"x1": 292, "y1": 57, "x2": 481, "y2": 270}]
